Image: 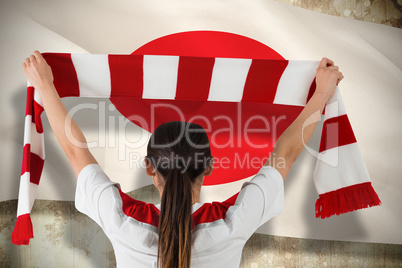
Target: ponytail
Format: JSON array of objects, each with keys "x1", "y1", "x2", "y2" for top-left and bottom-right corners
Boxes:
[
  {"x1": 147, "y1": 121, "x2": 212, "y2": 268},
  {"x1": 158, "y1": 168, "x2": 193, "y2": 268}
]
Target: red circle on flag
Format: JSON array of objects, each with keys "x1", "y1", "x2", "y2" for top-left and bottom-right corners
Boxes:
[
  {"x1": 110, "y1": 31, "x2": 297, "y2": 185},
  {"x1": 131, "y1": 30, "x2": 284, "y2": 60}
]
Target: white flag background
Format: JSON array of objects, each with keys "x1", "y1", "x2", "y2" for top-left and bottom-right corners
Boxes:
[{"x1": 1, "y1": 0, "x2": 401, "y2": 245}]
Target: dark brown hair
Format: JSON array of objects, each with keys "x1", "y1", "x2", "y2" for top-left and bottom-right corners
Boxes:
[{"x1": 146, "y1": 121, "x2": 212, "y2": 268}]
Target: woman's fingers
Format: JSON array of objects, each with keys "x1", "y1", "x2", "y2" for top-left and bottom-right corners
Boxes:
[
  {"x1": 326, "y1": 57, "x2": 334, "y2": 66},
  {"x1": 33, "y1": 50, "x2": 42, "y2": 61},
  {"x1": 315, "y1": 57, "x2": 344, "y2": 96},
  {"x1": 319, "y1": 57, "x2": 334, "y2": 68},
  {"x1": 335, "y1": 71, "x2": 344, "y2": 86},
  {"x1": 319, "y1": 59, "x2": 341, "y2": 79},
  {"x1": 22, "y1": 50, "x2": 54, "y2": 89},
  {"x1": 24, "y1": 51, "x2": 42, "y2": 66},
  {"x1": 319, "y1": 58, "x2": 340, "y2": 71},
  {"x1": 29, "y1": 54, "x2": 36, "y2": 63},
  {"x1": 327, "y1": 65, "x2": 339, "y2": 71}
]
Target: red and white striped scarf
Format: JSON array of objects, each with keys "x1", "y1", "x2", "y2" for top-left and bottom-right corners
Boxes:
[{"x1": 12, "y1": 53, "x2": 381, "y2": 245}]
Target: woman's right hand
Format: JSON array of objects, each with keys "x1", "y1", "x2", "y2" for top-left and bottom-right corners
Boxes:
[{"x1": 314, "y1": 57, "x2": 344, "y2": 100}]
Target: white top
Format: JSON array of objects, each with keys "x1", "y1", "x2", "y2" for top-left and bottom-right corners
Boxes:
[{"x1": 75, "y1": 164, "x2": 284, "y2": 268}]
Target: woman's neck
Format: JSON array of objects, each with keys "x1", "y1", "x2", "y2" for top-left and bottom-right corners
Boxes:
[
  {"x1": 156, "y1": 183, "x2": 202, "y2": 205},
  {"x1": 154, "y1": 172, "x2": 204, "y2": 204},
  {"x1": 192, "y1": 188, "x2": 201, "y2": 204}
]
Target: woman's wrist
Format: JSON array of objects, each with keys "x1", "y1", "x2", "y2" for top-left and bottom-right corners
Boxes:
[
  {"x1": 35, "y1": 81, "x2": 56, "y2": 95},
  {"x1": 312, "y1": 91, "x2": 332, "y2": 105}
]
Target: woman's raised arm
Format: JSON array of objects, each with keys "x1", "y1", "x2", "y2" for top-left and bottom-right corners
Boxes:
[
  {"x1": 22, "y1": 50, "x2": 97, "y2": 177},
  {"x1": 265, "y1": 57, "x2": 344, "y2": 180}
]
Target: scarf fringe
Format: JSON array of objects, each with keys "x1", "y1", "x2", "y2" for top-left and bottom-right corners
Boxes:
[
  {"x1": 315, "y1": 182, "x2": 381, "y2": 219},
  {"x1": 11, "y1": 213, "x2": 34, "y2": 245}
]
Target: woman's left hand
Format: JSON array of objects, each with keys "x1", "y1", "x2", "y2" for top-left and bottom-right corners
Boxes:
[{"x1": 22, "y1": 50, "x2": 54, "y2": 91}]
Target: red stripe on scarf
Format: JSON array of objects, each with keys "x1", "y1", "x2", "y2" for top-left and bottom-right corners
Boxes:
[
  {"x1": 21, "y1": 144, "x2": 30, "y2": 176},
  {"x1": 42, "y1": 53, "x2": 80, "y2": 97},
  {"x1": 33, "y1": 100, "x2": 44, "y2": 134},
  {"x1": 242, "y1": 59, "x2": 288, "y2": 103},
  {"x1": 315, "y1": 182, "x2": 381, "y2": 219},
  {"x1": 319, "y1": 114, "x2": 357, "y2": 153},
  {"x1": 175, "y1": 56, "x2": 215, "y2": 100},
  {"x1": 25, "y1": 87, "x2": 34, "y2": 117},
  {"x1": 11, "y1": 214, "x2": 34, "y2": 245},
  {"x1": 109, "y1": 54, "x2": 144, "y2": 97},
  {"x1": 29, "y1": 154, "x2": 44, "y2": 185},
  {"x1": 21, "y1": 144, "x2": 44, "y2": 184}
]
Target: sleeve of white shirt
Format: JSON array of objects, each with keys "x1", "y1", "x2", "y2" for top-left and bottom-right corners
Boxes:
[
  {"x1": 228, "y1": 165, "x2": 284, "y2": 238},
  {"x1": 75, "y1": 163, "x2": 122, "y2": 229}
]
